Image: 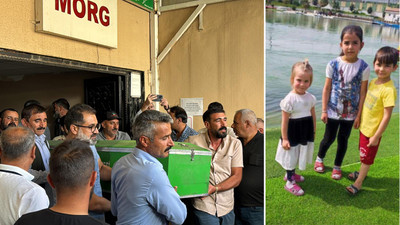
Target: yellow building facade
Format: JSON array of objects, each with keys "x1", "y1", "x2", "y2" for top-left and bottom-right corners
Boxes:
[{"x1": 0, "y1": 0, "x2": 263, "y2": 134}]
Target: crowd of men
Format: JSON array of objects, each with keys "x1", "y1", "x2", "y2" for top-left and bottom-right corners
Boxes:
[{"x1": 0, "y1": 95, "x2": 264, "y2": 225}]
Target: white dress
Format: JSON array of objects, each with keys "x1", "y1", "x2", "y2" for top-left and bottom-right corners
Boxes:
[{"x1": 275, "y1": 91, "x2": 316, "y2": 170}]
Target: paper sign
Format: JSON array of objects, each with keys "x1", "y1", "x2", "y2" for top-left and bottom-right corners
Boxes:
[
  {"x1": 130, "y1": 72, "x2": 141, "y2": 98},
  {"x1": 180, "y1": 98, "x2": 203, "y2": 116}
]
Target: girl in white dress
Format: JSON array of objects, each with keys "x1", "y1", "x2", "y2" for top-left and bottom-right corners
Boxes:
[{"x1": 275, "y1": 60, "x2": 316, "y2": 196}]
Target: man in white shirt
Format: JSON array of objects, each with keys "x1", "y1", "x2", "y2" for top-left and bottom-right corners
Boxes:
[{"x1": 0, "y1": 126, "x2": 49, "y2": 225}]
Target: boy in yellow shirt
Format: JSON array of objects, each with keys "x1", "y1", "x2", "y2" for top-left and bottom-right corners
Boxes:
[{"x1": 346, "y1": 46, "x2": 398, "y2": 195}]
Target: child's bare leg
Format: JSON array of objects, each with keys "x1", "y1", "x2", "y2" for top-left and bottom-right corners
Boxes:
[{"x1": 353, "y1": 163, "x2": 371, "y2": 189}]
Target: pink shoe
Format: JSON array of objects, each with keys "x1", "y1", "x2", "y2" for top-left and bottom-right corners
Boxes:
[
  {"x1": 314, "y1": 161, "x2": 325, "y2": 173},
  {"x1": 284, "y1": 183, "x2": 304, "y2": 196},
  {"x1": 283, "y1": 174, "x2": 305, "y2": 182},
  {"x1": 332, "y1": 168, "x2": 342, "y2": 180}
]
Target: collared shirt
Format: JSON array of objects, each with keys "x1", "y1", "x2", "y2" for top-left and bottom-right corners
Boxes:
[
  {"x1": 171, "y1": 125, "x2": 198, "y2": 142},
  {"x1": 111, "y1": 148, "x2": 187, "y2": 225},
  {"x1": 187, "y1": 132, "x2": 243, "y2": 217},
  {"x1": 34, "y1": 134, "x2": 50, "y2": 171},
  {"x1": 96, "y1": 131, "x2": 131, "y2": 141},
  {"x1": 89, "y1": 145, "x2": 104, "y2": 220},
  {"x1": 0, "y1": 164, "x2": 49, "y2": 225}
]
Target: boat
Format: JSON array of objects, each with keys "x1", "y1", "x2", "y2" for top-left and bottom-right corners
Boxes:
[{"x1": 372, "y1": 20, "x2": 399, "y2": 29}]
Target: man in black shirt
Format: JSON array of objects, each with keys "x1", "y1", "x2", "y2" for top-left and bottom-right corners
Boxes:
[
  {"x1": 232, "y1": 109, "x2": 264, "y2": 225},
  {"x1": 15, "y1": 139, "x2": 107, "y2": 225}
]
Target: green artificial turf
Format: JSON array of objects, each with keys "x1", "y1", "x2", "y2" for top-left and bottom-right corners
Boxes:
[{"x1": 266, "y1": 113, "x2": 399, "y2": 224}]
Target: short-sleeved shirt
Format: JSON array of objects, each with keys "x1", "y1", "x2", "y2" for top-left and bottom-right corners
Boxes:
[
  {"x1": 96, "y1": 130, "x2": 131, "y2": 140},
  {"x1": 187, "y1": 132, "x2": 243, "y2": 217},
  {"x1": 171, "y1": 125, "x2": 198, "y2": 142},
  {"x1": 235, "y1": 132, "x2": 264, "y2": 207},
  {"x1": 280, "y1": 92, "x2": 316, "y2": 119},
  {"x1": 0, "y1": 164, "x2": 49, "y2": 225},
  {"x1": 360, "y1": 78, "x2": 397, "y2": 137},
  {"x1": 111, "y1": 148, "x2": 187, "y2": 225},
  {"x1": 326, "y1": 57, "x2": 370, "y2": 120}
]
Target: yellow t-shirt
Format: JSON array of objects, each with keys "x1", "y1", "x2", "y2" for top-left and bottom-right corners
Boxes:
[{"x1": 360, "y1": 78, "x2": 397, "y2": 137}]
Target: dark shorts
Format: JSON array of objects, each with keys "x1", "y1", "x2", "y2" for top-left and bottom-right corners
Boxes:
[{"x1": 359, "y1": 132, "x2": 381, "y2": 165}]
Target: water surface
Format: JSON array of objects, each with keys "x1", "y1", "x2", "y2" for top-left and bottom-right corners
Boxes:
[{"x1": 266, "y1": 11, "x2": 399, "y2": 128}]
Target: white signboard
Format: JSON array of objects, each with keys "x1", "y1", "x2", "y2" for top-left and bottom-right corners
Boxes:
[
  {"x1": 130, "y1": 71, "x2": 141, "y2": 98},
  {"x1": 180, "y1": 98, "x2": 203, "y2": 116},
  {"x1": 35, "y1": 0, "x2": 118, "y2": 48}
]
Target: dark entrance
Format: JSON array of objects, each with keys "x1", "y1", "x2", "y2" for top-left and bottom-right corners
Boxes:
[{"x1": 84, "y1": 74, "x2": 145, "y2": 135}]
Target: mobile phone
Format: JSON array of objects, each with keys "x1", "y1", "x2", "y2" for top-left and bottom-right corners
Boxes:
[{"x1": 153, "y1": 94, "x2": 163, "y2": 102}]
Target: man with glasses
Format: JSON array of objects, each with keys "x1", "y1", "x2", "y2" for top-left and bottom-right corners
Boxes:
[
  {"x1": 0, "y1": 108, "x2": 19, "y2": 134},
  {"x1": 187, "y1": 107, "x2": 243, "y2": 225},
  {"x1": 21, "y1": 104, "x2": 55, "y2": 206},
  {"x1": 64, "y1": 104, "x2": 112, "y2": 221}
]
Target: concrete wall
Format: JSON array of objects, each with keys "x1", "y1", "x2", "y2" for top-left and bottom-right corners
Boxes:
[
  {"x1": 0, "y1": 0, "x2": 150, "y2": 71},
  {"x1": 158, "y1": 0, "x2": 264, "y2": 130}
]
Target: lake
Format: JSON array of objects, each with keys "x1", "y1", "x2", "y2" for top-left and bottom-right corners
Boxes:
[{"x1": 265, "y1": 10, "x2": 400, "y2": 128}]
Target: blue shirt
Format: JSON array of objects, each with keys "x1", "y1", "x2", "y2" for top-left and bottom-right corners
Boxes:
[
  {"x1": 171, "y1": 125, "x2": 198, "y2": 142},
  {"x1": 111, "y1": 148, "x2": 187, "y2": 225},
  {"x1": 89, "y1": 145, "x2": 104, "y2": 220},
  {"x1": 34, "y1": 134, "x2": 50, "y2": 171}
]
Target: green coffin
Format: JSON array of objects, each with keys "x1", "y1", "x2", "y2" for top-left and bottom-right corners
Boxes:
[
  {"x1": 158, "y1": 142, "x2": 212, "y2": 198},
  {"x1": 48, "y1": 140, "x2": 212, "y2": 198}
]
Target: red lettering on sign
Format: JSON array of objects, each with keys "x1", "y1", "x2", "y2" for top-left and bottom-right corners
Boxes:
[
  {"x1": 99, "y1": 6, "x2": 110, "y2": 26},
  {"x1": 55, "y1": 0, "x2": 71, "y2": 14},
  {"x1": 73, "y1": 0, "x2": 85, "y2": 19},
  {"x1": 55, "y1": 0, "x2": 110, "y2": 27}
]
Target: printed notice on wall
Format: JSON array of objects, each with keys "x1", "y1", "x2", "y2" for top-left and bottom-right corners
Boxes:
[
  {"x1": 130, "y1": 72, "x2": 141, "y2": 98},
  {"x1": 181, "y1": 98, "x2": 203, "y2": 116}
]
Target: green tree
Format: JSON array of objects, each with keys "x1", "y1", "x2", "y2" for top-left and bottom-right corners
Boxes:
[
  {"x1": 320, "y1": 0, "x2": 328, "y2": 7},
  {"x1": 312, "y1": 0, "x2": 318, "y2": 6},
  {"x1": 332, "y1": 0, "x2": 340, "y2": 10},
  {"x1": 367, "y1": 6, "x2": 373, "y2": 14},
  {"x1": 301, "y1": 0, "x2": 310, "y2": 9}
]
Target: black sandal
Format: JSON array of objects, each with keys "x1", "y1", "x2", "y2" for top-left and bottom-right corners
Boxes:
[
  {"x1": 347, "y1": 171, "x2": 359, "y2": 181},
  {"x1": 346, "y1": 184, "x2": 359, "y2": 195}
]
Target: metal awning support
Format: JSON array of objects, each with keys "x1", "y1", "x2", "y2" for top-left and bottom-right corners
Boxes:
[
  {"x1": 160, "y1": 0, "x2": 232, "y2": 12},
  {"x1": 149, "y1": 0, "x2": 233, "y2": 100},
  {"x1": 157, "y1": 4, "x2": 206, "y2": 64}
]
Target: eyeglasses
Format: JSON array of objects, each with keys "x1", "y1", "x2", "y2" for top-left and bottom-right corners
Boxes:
[{"x1": 74, "y1": 123, "x2": 101, "y2": 133}]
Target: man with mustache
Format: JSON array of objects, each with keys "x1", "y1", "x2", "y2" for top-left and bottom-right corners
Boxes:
[
  {"x1": 0, "y1": 108, "x2": 19, "y2": 134},
  {"x1": 187, "y1": 107, "x2": 243, "y2": 225},
  {"x1": 111, "y1": 110, "x2": 187, "y2": 224},
  {"x1": 21, "y1": 104, "x2": 55, "y2": 206},
  {"x1": 97, "y1": 111, "x2": 130, "y2": 141},
  {"x1": 64, "y1": 104, "x2": 112, "y2": 221}
]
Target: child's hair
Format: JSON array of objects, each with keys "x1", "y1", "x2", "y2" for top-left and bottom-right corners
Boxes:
[
  {"x1": 290, "y1": 59, "x2": 313, "y2": 86},
  {"x1": 339, "y1": 25, "x2": 363, "y2": 56},
  {"x1": 373, "y1": 46, "x2": 399, "y2": 66}
]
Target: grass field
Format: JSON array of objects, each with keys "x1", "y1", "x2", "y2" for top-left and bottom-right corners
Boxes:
[{"x1": 266, "y1": 113, "x2": 399, "y2": 225}]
